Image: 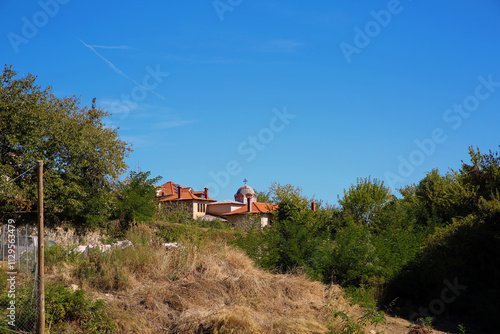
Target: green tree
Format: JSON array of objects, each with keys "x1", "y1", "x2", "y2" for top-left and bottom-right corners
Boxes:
[
  {"x1": 114, "y1": 170, "x2": 161, "y2": 228},
  {"x1": 338, "y1": 177, "x2": 393, "y2": 225},
  {"x1": 0, "y1": 65, "x2": 132, "y2": 227},
  {"x1": 259, "y1": 197, "x2": 315, "y2": 272},
  {"x1": 384, "y1": 146, "x2": 500, "y2": 331},
  {"x1": 411, "y1": 168, "x2": 464, "y2": 227},
  {"x1": 252, "y1": 183, "x2": 332, "y2": 277},
  {"x1": 255, "y1": 189, "x2": 271, "y2": 203},
  {"x1": 455, "y1": 146, "x2": 500, "y2": 210},
  {"x1": 330, "y1": 222, "x2": 381, "y2": 286},
  {"x1": 268, "y1": 182, "x2": 310, "y2": 208},
  {"x1": 158, "y1": 201, "x2": 195, "y2": 225}
]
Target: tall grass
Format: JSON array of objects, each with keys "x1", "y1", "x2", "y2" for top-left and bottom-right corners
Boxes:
[{"x1": 44, "y1": 223, "x2": 382, "y2": 333}]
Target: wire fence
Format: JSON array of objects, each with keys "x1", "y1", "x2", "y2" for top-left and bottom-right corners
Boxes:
[{"x1": 0, "y1": 224, "x2": 39, "y2": 333}]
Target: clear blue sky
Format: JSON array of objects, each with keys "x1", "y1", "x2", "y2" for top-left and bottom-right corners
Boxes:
[{"x1": 2, "y1": 0, "x2": 500, "y2": 205}]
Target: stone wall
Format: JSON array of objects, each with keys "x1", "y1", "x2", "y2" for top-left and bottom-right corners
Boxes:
[
  {"x1": 0, "y1": 224, "x2": 107, "y2": 246},
  {"x1": 45, "y1": 226, "x2": 107, "y2": 246}
]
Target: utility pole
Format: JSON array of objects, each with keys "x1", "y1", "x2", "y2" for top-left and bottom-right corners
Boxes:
[{"x1": 37, "y1": 160, "x2": 45, "y2": 334}]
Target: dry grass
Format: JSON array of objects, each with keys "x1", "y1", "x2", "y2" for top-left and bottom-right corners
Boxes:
[{"x1": 46, "y1": 224, "x2": 365, "y2": 333}]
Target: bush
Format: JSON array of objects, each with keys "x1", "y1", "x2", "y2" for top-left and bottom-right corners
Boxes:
[
  {"x1": 329, "y1": 223, "x2": 381, "y2": 286},
  {"x1": 0, "y1": 271, "x2": 113, "y2": 334},
  {"x1": 158, "y1": 201, "x2": 195, "y2": 225},
  {"x1": 45, "y1": 282, "x2": 115, "y2": 333},
  {"x1": 113, "y1": 170, "x2": 161, "y2": 229}
]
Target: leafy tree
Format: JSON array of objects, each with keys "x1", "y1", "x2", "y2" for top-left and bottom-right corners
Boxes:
[
  {"x1": 309, "y1": 203, "x2": 341, "y2": 239},
  {"x1": 384, "y1": 146, "x2": 500, "y2": 331},
  {"x1": 259, "y1": 197, "x2": 316, "y2": 272},
  {"x1": 236, "y1": 183, "x2": 340, "y2": 280},
  {"x1": 455, "y1": 146, "x2": 500, "y2": 211},
  {"x1": 158, "y1": 201, "x2": 196, "y2": 225},
  {"x1": 412, "y1": 169, "x2": 464, "y2": 227},
  {"x1": 249, "y1": 183, "x2": 331, "y2": 277},
  {"x1": 0, "y1": 65, "x2": 131, "y2": 227},
  {"x1": 330, "y1": 222, "x2": 381, "y2": 286},
  {"x1": 114, "y1": 170, "x2": 161, "y2": 228},
  {"x1": 338, "y1": 177, "x2": 393, "y2": 225},
  {"x1": 255, "y1": 189, "x2": 271, "y2": 203},
  {"x1": 268, "y1": 182, "x2": 310, "y2": 208}
]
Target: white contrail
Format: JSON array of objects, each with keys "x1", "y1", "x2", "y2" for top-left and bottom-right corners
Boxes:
[
  {"x1": 87, "y1": 44, "x2": 133, "y2": 50},
  {"x1": 80, "y1": 39, "x2": 165, "y2": 100}
]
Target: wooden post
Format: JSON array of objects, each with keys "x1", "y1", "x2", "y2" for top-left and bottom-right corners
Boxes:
[{"x1": 37, "y1": 160, "x2": 45, "y2": 334}]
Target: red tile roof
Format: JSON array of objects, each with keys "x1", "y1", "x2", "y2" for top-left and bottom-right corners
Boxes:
[
  {"x1": 222, "y1": 202, "x2": 278, "y2": 215},
  {"x1": 155, "y1": 181, "x2": 216, "y2": 202}
]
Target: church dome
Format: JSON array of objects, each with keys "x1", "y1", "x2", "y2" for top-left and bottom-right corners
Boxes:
[{"x1": 236, "y1": 184, "x2": 255, "y2": 196}]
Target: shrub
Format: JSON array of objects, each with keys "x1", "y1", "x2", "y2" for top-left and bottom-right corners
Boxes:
[
  {"x1": 45, "y1": 282, "x2": 115, "y2": 333},
  {"x1": 113, "y1": 170, "x2": 161, "y2": 229}
]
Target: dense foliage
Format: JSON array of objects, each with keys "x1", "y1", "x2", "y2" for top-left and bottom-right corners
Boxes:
[
  {"x1": 113, "y1": 170, "x2": 161, "y2": 228},
  {"x1": 0, "y1": 276, "x2": 114, "y2": 333},
  {"x1": 0, "y1": 65, "x2": 132, "y2": 227},
  {"x1": 0, "y1": 65, "x2": 162, "y2": 231},
  {"x1": 384, "y1": 147, "x2": 500, "y2": 333},
  {"x1": 236, "y1": 145, "x2": 500, "y2": 332}
]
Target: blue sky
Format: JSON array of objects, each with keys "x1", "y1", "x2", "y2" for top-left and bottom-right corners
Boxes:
[{"x1": 2, "y1": 0, "x2": 500, "y2": 205}]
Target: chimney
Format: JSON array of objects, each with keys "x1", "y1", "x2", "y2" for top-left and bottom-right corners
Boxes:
[
  {"x1": 247, "y1": 196, "x2": 252, "y2": 212},
  {"x1": 204, "y1": 187, "x2": 209, "y2": 199},
  {"x1": 311, "y1": 200, "x2": 316, "y2": 212},
  {"x1": 178, "y1": 186, "x2": 182, "y2": 199}
]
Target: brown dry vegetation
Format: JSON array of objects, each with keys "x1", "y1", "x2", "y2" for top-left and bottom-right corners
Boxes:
[{"x1": 45, "y1": 224, "x2": 445, "y2": 334}]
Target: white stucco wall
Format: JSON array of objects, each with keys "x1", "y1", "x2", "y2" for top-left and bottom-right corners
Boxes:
[{"x1": 207, "y1": 203, "x2": 245, "y2": 216}]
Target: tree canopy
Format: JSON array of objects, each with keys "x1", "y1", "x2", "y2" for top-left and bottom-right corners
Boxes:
[
  {"x1": 338, "y1": 176, "x2": 393, "y2": 225},
  {"x1": 113, "y1": 170, "x2": 161, "y2": 228},
  {"x1": 0, "y1": 65, "x2": 132, "y2": 227}
]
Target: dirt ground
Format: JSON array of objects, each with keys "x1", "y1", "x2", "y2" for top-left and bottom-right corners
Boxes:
[{"x1": 366, "y1": 315, "x2": 450, "y2": 334}]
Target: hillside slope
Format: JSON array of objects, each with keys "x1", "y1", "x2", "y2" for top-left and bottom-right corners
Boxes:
[{"x1": 43, "y1": 224, "x2": 447, "y2": 333}]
